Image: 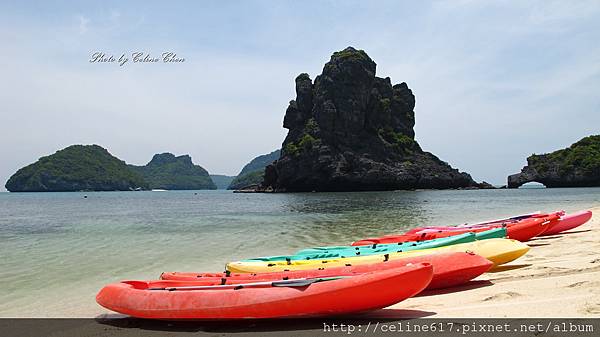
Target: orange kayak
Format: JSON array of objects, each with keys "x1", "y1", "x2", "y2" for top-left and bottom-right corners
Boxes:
[
  {"x1": 96, "y1": 263, "x2": 433, "y2": 320},
  {"x1": 160, "y1": 252, "x2": 493, "y2": 290},
  {"x1": 353, "y1": 215, "x2": 559, "y2": 245}
]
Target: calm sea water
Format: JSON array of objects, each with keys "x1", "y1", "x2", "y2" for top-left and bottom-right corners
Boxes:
[{"x1": 0, "y1": 188, "x2": 599, "y2": 317}]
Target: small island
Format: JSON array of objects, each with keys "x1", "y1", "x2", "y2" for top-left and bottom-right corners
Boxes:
[
  {"x1": 5, "y1": 145, "x2": 147, "y2": 192},
  {"x1": 508, "y1": 135, "x2": 600, "y2": 188},
  {"x1": 6, "y1": 145, "x2": 216, "y2": 192},
  {"x1": 129, "y1": 153, "x2": 216, "y2": 190}
]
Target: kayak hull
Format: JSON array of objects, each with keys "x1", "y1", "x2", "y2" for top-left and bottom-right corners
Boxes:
[
  {"x1": 540, "y1": 210, "x2": 592, "y2": 236},
  {"x1": 161, "y1": 252, "x2": 494, "y2": 290},
  {"x1": 96, "y1": 264, "x2": 433, "y2": 320}
]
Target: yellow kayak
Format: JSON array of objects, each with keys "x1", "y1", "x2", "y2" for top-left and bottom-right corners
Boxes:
[{"x1": 226, "y1": 238, "x2": 529, "y2": 273}]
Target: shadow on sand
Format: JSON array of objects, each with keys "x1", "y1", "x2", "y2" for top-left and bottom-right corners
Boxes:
[
  {"x1": 488, "y1": 264, "x2": 531, "y2": 273},
  {"x1": 415, "y1": 280, "x2": 493, "y2": 297},
  {"x1": 527, "y1": 243, "x2": 551, "y2": 247}
]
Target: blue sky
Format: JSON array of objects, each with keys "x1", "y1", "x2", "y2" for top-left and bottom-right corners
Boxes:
[{"x1": 1, "y1": 1, "x2": 599, "y2": 190}]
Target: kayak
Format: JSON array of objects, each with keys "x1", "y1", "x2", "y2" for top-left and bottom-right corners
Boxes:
[
  {"x1": 404, "y1": 212, "x2": 562, "y2": 233},
  {"x1": 295, "y1": 227, "x2": 505, "y2": 258},
  {"x1": 414, "y1": 214, "x2": 560, "y2": 239},
  {"x1": 241, "y1": 232, "x2": 479, "y2": 263},
  {"x1": 352, "y1": 216, "x2": 556, "y2": 245},
  {"x1": 96, "y1": 263, "x2": 433, "y2": 320},
  {"x1": 454, "y1": 211, "x2": 543, "y2": 227},
  {"x1": 160, "y1": 252, "x2": 494, "y2": 290},
  {"x1": 540, "y1": 210, "x2": 592, "y2": 236},
  {"x1": 226, "y1": 238, "x2": 529, "y2": 273}
]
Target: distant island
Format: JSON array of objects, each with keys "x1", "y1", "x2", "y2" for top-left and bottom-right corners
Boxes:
[
  {"x1": 5, "y1": 145, "x2": 216, "y2": 192},
  {"x1": 130, "y1": 153, "x2": 216, "y2": 190},
  {"x1": 227, "y1": 149, "x2": 280, "y2": 190},
  {"x1": 508, "y1": 135, "x2": 600, "y2": 188},
  {"x1": 210, "y1": 175, "x2": 235, "y2": 189},
  {"x1": 253, "y1": 47, "x2": 490, "y2": 192},
  {"x1": 5, "y1": 145, "x2": 147, "y2": 192}
]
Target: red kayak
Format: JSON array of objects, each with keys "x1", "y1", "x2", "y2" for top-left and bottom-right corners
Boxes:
[
  {"x1": 160, "y1": 252, "x2": 493, "y2": 290},
  {"x1": 404, "y1": 212, "x2": 563, "y2": 234},
  {"x1": 403, "y1": 212, "x2": 546, "y2": 234},
  {"x1": 96, "y1": 263, "x2": 433, "y2": 320},
  {"x1": 352, "y1": 215, "x2": 559, "y2": 245},
  {"x1": 540, "y1": 210, "x2": 592, "y2": 236}
]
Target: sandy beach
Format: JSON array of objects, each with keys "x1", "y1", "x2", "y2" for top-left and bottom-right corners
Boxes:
[
  {"x1": 3, "y1": 205, "x2": 598, "y2": 337},
  {"x1": 91, "y1": 205, "x2": 600, "y2": 319},
  {"x1": 390, "y1": 205, "x2": 600, "y2": 318}
]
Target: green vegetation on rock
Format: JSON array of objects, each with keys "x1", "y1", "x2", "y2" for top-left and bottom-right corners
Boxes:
[
  {"x1": 508, "y1": 135, "x2": 600, "y2": 188},
  {"x1": 130, "y1": 153, "x2": 216, "y2": 190},
  {"x1": 331, "y1": 48, "x2": 371, "y2": 62},
  {"x1": 528, "y1": 135, "x2": 600, "y2": 176},
  {"x1": 228, "y1": 170, "x2": 265, "y2": 190},
  {"x1": 5, "y1": 145, "x2": 147, "y2": 192},
  {"x1": 7, "y1": 146, "x2": 219, "y2": 192},
  {"x1": 378, "y1": 127, "x2": 415, "y2": 153},
  {"x1": 227, "y1": 149, "x2": 280, "y2": 190}
]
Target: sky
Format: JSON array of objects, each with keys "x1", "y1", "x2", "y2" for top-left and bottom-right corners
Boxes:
[{"x1": 1, "y1": 0, "x2": 599, "y2": 190}]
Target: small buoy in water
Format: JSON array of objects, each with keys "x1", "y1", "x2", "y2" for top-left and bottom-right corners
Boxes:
[
  {"x1": 83, "y1": 195, "x2": 88, "y2": 199},
  {"x1": 194, "y1": 193, "x2": 198, "y2": 195}
]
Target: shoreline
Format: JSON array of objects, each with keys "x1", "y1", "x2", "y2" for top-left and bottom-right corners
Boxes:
[
  {"x1": 1, "y1": 197, "x2": 598, "y2": 319},
  {"x1": 4, "y1": 206, "x2": 597, "y2": 336}
]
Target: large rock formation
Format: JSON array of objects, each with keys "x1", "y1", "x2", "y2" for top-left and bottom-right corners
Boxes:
[
  {"x1": 130, "y1": 153, "x2": 216, "y2": 190},
  {"x1": 228, "y1": 149, "x2": 280, "y2": 190},
  {"x1": 508, "y1": 135, "x2": 600, "y2": 188},
  {"x1": 261, "y1": 47, "x2": 480, "y2": 192},
  {"x1": 5, "y1": 145, "x2": 147, "y2": 192}
]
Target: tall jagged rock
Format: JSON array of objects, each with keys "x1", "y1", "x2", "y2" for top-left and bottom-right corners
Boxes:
[
  {"x1": 508, "y1": 135, "x2": 600, "y2": 188},
  {"x1": 262, "y1": 47, "x2": 479, "y2": 192}
]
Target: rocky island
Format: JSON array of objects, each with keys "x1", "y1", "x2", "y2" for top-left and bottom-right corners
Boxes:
[
  {"x1": 257, "y1": 47, "x2": 485, "y2": 192},
  {"x1": 508, "y1": 135, "x2": 600, "y2": 188},
  {"x1": 228, "y1": 149, "x2": 280, "y2": 190},
  {"x1": 6, "y1": 145, "x2": 217, "y2": 192},
  {"x1": 130, "y1": 153, "x2": 216, "y2": 190},
  {"x1": 5, "y1": 145, "x2": 147, "y2": 192}
]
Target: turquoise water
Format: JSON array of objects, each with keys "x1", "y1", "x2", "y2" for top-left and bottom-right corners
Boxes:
[{"x1": 0, "y1": 188, "x2": 599, "y2": 317}]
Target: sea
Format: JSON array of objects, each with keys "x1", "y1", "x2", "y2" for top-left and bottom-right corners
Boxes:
[{"x1": 0, "y1": 187, "x2": 599, "y2": 317}]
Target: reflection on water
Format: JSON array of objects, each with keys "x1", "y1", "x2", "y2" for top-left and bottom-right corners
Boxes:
[{"x1": 0, "y1": 188, "x2": 598, "y2": 316}]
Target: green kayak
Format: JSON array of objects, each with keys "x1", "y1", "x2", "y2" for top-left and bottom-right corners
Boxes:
[
  {"x1": 240, "y1": 227, "x2": 506, "y2": 262},
  {"x1": 296, "y1": 227, "x2": 506, "y2": 255}
]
